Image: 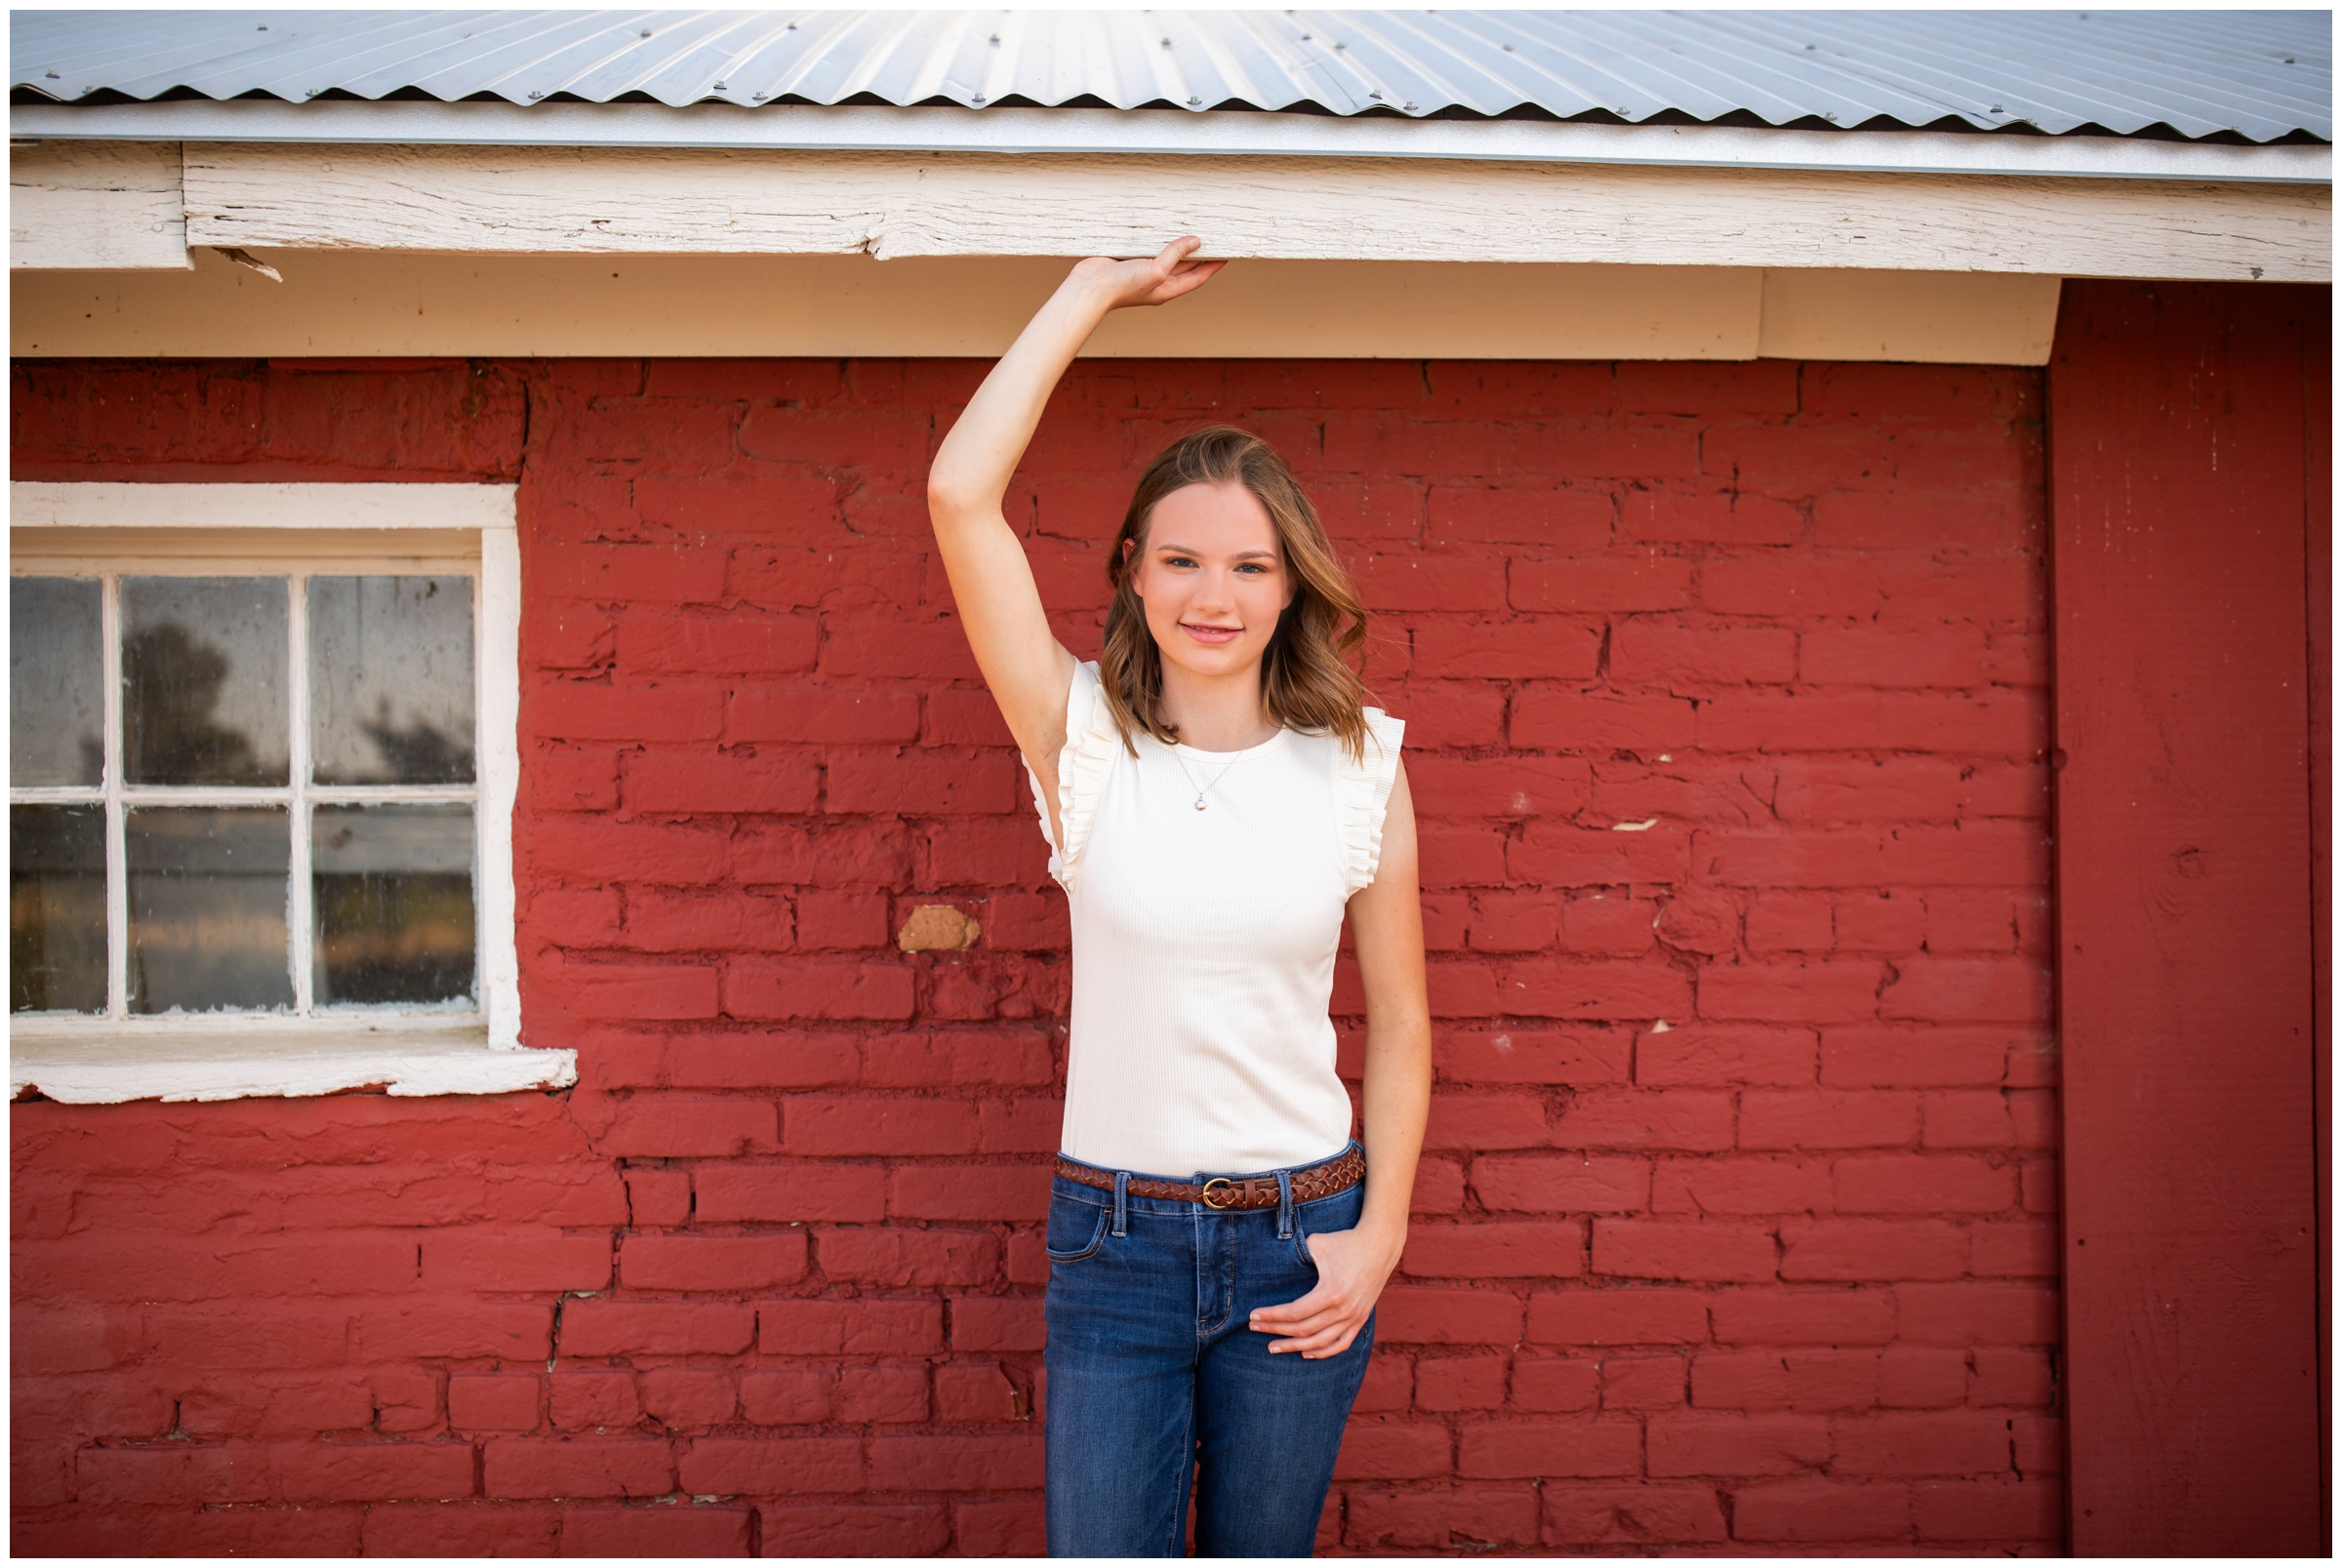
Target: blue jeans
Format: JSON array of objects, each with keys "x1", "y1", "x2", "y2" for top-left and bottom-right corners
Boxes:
[{"x1": 1042, "y1": 1144, "x2": 1375, "y2": 1557}]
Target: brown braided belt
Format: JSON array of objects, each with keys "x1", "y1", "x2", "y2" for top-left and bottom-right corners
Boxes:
[{"x1": 1052, "y1": 1146, "x2": 1366, "y2": 1210}]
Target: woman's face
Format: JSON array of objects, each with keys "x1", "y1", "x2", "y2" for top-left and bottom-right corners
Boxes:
[{"x1": 1126, "y1": 481, "x2": 1296, "y2": 682}]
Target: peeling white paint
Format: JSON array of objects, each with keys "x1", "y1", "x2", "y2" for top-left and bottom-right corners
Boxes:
[
  {"x1": 9, "y1": 1024, "x2": 574, "y2": 1105},
  {"x1": 1613, "y1": 818, "x2": 1660, "y2": 832}
]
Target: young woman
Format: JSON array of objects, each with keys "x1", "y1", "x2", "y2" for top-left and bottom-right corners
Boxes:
[{"x1": 926, "y1": 238, "x2": 1433, "y2": 1557}]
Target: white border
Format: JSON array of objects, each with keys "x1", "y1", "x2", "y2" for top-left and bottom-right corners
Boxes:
[{"x1": 8, "y1": 481, "x2": 568, "y2": 1103}]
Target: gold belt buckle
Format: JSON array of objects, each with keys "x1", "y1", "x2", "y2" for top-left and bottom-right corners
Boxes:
[{"x1": 1200, "y1": 1178, "x2": 1236, "y2": 1209}]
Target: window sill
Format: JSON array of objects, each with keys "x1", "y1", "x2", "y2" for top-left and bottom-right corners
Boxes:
[{"x1": 8, "y1": 1019, "x2": 576, "y2": 1105}]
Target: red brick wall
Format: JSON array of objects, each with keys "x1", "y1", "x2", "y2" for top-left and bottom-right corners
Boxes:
[{"x1": 12, "y1": 354, "x2": 2059, "y2": 1555}]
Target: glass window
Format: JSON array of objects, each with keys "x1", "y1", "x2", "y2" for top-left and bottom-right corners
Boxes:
[{"x1": 7, "y1": 567, "x2": 479, "y2": 1022}]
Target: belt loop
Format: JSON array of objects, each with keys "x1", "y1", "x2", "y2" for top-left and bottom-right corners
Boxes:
[
  {"x1": 1276, "y1": 1169, "x2": 1295, "y2": 1239},
  {"x1": 1111, "y1": 1170, "x2": 1129, "y2": 1237}
]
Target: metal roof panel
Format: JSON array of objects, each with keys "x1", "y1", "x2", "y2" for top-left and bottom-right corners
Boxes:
[{"x1": 12, "y1": 9, "x2": 2330, "y2": 142}]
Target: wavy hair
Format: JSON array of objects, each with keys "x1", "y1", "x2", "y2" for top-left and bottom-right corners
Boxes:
[{"x1": 1100, "y1": 425, "x2": 1372, "y2": 761}]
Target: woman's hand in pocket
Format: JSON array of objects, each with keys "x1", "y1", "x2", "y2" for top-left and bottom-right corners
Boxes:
[{"x1": 1249, "y1": 1222, "x2": 1404, "y2": 1359}]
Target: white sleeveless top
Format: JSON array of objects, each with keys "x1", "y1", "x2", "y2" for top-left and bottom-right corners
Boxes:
[{"x1": 1027, "y1": 661, "x2": 1405, "y2": 1176}]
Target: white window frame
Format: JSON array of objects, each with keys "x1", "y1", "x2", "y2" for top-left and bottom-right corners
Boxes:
[{"x1": 8, "y1": 481, "x2": 573, "y2": 1102}]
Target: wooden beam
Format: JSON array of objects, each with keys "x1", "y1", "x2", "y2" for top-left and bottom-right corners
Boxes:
[
  {"x1": 10, "y1": 249, "x2": 2066, "y2": 364},
  {"x1": 180, "y1": 142, "x2": 2330, "y2": 282},
  {"x1": 2050, "y1": 280, "x2": 2326, "y2": 1554},
  {"x1": 9, "y1": 141, "x2": 188, "y2": 270}
]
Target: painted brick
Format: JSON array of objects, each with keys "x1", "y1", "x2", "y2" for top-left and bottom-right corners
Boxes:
[
  {"x1": 954, "y1": 1496, "x2": 1047, "y2": 1556},
  {"x1": 865, "y1": 1433, "x2": 1044, "y2": 1491},
  {"x1": 1730, "y1": 1477, "x2": 1914, "y2": 1542},
  {"x1": 1648, "y1": 1413, "x2": 1830, "y2": 1477},
  {"x1": 1458, "y1": 1419, "x2": 1643, "y2": 1478},
  {"x1": 17, "y1": 355, "x2": 2061, "y2": 1558},
  {"x1": 1780, "y1": 1221, "x2": 1968, "y2": 1283},
  {"x1": 1374, "y1": 1286, "x2": 1526, "y2": 1345},
  {"x1": 694, "y1": 1160, "x2": 889, "y2": 1224},
  {"x1": 757, "y1": 1502, "x2": 950, "y2": 1556},
  {"x1": 559, "y1": 1302, "x2": 756, "y2": 1358},
  {"x1": 1649, "y1": 1155, "x2": 1830, "y2": 1217},
  {"x1": 819, "y1": 1226, "x2": 1000, "y2": 1285},
  {"x1": 1541, "y1": 1482, "x2": 1731, "y2": 1546},
  {"x1": 837, "y1": 1363, "x2": 931, "y2": 1424},
  {"x1": 1332, "y1": 1421, "x2": 1455, "y2": 1480},
  {"x1": 450, "y1": 1376, "x2": 545, "y2": 1434},
  {"x1": 1512, "y1": 1355, "x2": 1599, "y2": 1412},
  {"x1": 739, "y1": 1368, "x2": 830, "y2": 1426},
  {"x1": 1832, "y1": 1411, "x2": 2013, "y2": 1477},
  {"x1": 677, "y1": 1436, "x2": 864, "y2": 1495},
  {"x1": 725, "y1": 960, "x2": 917, "y2": 1023},
  {"x1": 1635, "y1": 1025, "x2": 1817, "y2": 1087},
  {"x1": 1594, "y1": 1221, "x2": 1778, "y2": 1283},
  {"x1": 556, "y1": 1505, "x2": 752, "y2": 1557},
  {"x1": 760, "y1": 1299, "x2": 944, "y2": 1356},
  {"x1": 550, "y1": 1372, "x2": 641, "y2": 1432},
  {"x1": 639, "y1": 1368, "x2": 738, "y2": 1429},
  {"x1": 626, "y1": 748, "x2": 821, "y2": 815},
  {"x1": 620, "y1": 1232, "x2": 810, "y2": 1292},
  {"x1": 1913, "y1": 1478, "x2": 2063, "y2": 1542},
  {"x1": 1348, "y1": 1484, "x2": 1542, "y2": 1548},
  {"x1": 1404, "y1": 1222, "x2": 1585, "y2": 1278},
  {"x1": 1525, "y1": 1290, "x2": 1710, "y2": 1347},
  {"x1": 600, "y1": 1098, "x2": 776, "y2": 1157},
  {"x1": 1832, "y1": 1154, "x2": 2018, "y2": 1215},
  {"x1": 424, "y1": 1228, "x2": 613, "y2": 1292},
  {"x1": 483, "y1": 1438, "x2": 674, "y2": 1500},
  {"x1": 1470, "y1": 1154, "x2": 1650, "y2": 1215},
  {"x1": 1415, "y1": 1353, "x2": 1509, "y2": 1411}
]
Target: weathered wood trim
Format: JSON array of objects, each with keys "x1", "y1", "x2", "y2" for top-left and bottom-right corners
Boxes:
[
  {"x1": 178, "y1": 143, "x2": 2331, "y2": 282},
  {"x1": 9, "y1": 140, "x2": 188, "y2": 270}
]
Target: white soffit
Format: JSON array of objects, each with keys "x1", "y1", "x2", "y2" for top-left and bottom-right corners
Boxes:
[
  {"x1": 12, "y1": 252, "x2": 2066, "y2": 365},
  {"x1": 12, "y1": 101, "x2": 2329, "y2": 184}
]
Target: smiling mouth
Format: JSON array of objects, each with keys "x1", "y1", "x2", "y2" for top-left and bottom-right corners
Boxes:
[{"x1": 1179, "y1": 622, "x2": 1243, "y2": 644}]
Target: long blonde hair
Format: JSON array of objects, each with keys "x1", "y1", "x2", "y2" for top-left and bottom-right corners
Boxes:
[{"x1": 1100, "y1": 425, "x2": 1372, "y2": 761}]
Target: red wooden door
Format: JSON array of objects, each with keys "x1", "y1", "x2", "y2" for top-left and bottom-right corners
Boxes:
[{"x1": 2050, "y1": 279, "x2": 2328, "y2": 1554}]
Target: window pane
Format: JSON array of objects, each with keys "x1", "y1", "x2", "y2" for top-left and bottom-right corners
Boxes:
[
  {"x1": 127, "y1": 807, "x2": 291, "y2": 1014},
  {"x1": 312, "y1": 804, "x2": 475, "y2": 1009},
  {"x1": 11, "y1": 578, "x2": 104, "y2": 787},
  {"x1": 10, "y1": 805, "x2": 106, "y2": 1014},
  {"x1": 121, "y1": 577, "x2": 290, "y2": 785},
  {"x1": 309, "y1": 576, "x2": 476, "y2": 784}
]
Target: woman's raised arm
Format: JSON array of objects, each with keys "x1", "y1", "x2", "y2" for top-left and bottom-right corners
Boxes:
[{"x1": 926, "y1": 238, "x2": 1224, "y2": 794}]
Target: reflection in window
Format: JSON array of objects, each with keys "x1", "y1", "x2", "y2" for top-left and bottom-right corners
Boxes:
[
  {"x1": 10, "y1": 805, "x2": 106, "y2": 1014},
  {"x1": 313, "y1": 804, "x2": 476, "y2": 1008},
  {"x1": 11, "y1": 578, "x2": 104, "y2": 788},
  {"x1": 121, "y1": 577, "x2": 289, "y2": 786},
  {"x1": 11, "y1": 562, "x2": 482, "y2": 1023},
  {"x1": 310, "y1": 577, "x2": 476, "y2": 784},
  {"x1": 126, "y1": 807, "x2": 293, "y2": 1015}
]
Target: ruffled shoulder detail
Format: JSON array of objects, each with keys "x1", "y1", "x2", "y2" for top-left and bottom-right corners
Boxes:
[
  {"x1": 1025, "y1": 660, "x2": 1122, "y2": 893},
  {"x1": 1337, "y1": 707, "x2": 1407, "y2": 896}
]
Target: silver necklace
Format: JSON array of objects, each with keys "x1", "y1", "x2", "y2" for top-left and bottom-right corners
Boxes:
[{"x1": 1170, "y1": 748, "x2": 1241, "y2": 812}]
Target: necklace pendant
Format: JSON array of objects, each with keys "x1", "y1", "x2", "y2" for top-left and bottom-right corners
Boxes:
[{"x1": 1192, "y1": 797, "x2": 1207, "y2": 811}]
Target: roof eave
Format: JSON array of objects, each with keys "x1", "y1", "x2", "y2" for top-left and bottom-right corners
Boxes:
[{"x1": 10, "y1": 100, "x2": 2330, "y2": 185}]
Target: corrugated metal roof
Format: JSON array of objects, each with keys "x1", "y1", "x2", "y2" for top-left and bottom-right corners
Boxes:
[{"x1": 12, "y1": 9, "x2": 2331, "y2": 144}]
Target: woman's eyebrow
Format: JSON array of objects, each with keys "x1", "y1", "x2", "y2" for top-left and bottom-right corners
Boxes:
[{"x1": 1152, "y1": 541, "x2": 1280, "y2": 561}]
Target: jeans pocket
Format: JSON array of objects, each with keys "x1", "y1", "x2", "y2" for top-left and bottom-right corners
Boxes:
[
  {"x1": 1291, "y1": 1182, "x2": 1364, "y2": 1270},
  {"x1": 1044, "y1": 1190, "x2": 1108, "y2": 1263}
]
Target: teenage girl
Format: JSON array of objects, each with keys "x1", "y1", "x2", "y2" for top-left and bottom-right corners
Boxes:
[{"x1": 925, "y1": 237, "x2": 1433, "y2": 1557}]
